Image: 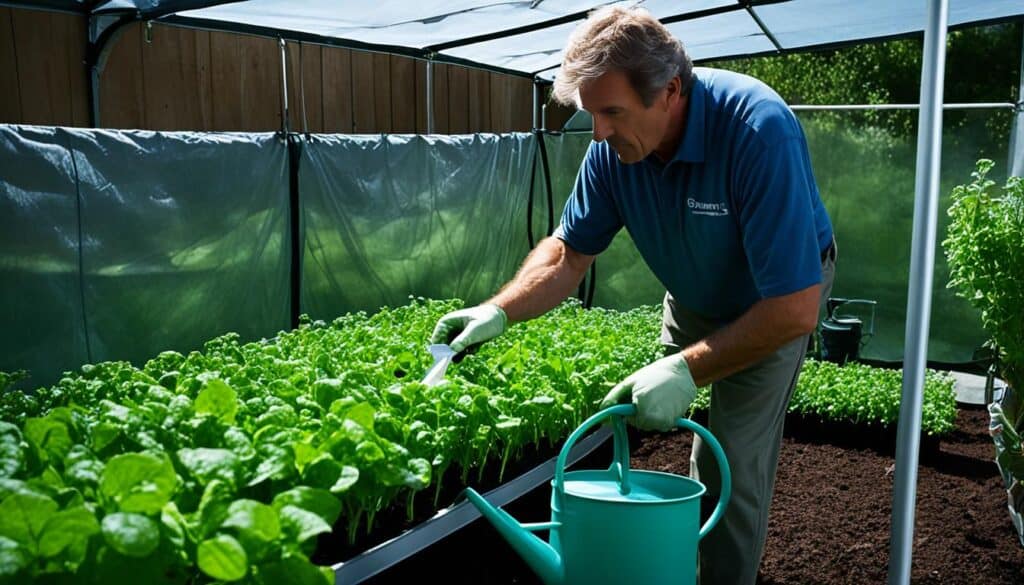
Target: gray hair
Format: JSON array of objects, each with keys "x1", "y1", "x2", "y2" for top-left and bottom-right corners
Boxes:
[{"x1": 552, "y1": 5, "x2": 694, "y2": 108}]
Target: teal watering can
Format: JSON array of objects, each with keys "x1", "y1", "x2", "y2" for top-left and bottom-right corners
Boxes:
[{"x1": 461, "y1": 404, "x2": 731, "y2": 585}]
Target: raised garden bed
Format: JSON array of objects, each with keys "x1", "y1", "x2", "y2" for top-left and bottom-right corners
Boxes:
[{"x1": 0, "y1": 299, "x2": 965, "y2": 584}]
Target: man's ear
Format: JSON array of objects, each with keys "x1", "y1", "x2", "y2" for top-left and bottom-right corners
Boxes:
[
  {"x1": 665, "y1": 75, "x2": 682, "y2": 106},
  {"x1": 657, "y1": 75, "x2": 682, "y2": 112}
]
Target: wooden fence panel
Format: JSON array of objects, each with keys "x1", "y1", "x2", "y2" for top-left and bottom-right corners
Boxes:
[
  {"x1": 12, "y1": 9, "x2": 85, "y2": 126},
  {"x1": 321, "y1": 46, "x2": 353, "y2": 133},
  {"x1": 242, "y1": 35, "x2": 283, "y2": 131},
  {"x1": 142, "y1": 25, "x2": 213, "y2": 131},
  {"x1": 372, "y1": 52, "x2": 392, "y2": 133},
  {"x1": 489, "y1": 73, "x2": 509, "y2": 132},
  {"x1": 390, "y1": 55, "x2": 416, "y2": 133},
  {"x1": 0, "y1": 9, "x2": 23, "y2": 123},
  {"x1": 431, "y1": 62, "x2": 449, "y2": 134},
  {"x1": 1, "y1": 7, "x2": 536, "y2": 134},
  {"x1": 286, "y1": 42, "x2": 324, "y2": 133},
  {"x1": 208, "y1": 31, "x2": 240, "y2": 130},
  {"x1": 63, "y1": 13, "x2": 88, "y2": 127},
  {"x1": 191, "y1": 31, "x2": 214, "y2": 130},
  {"x1": 209, "y1": 32, "x2": 282, "y2": 131},
  {"x1": 100, "y1": 23, "x2": 146, "y2": 129},
  {"x1": 468, "y1": 68, "x2": 490, "y2": 133},
  {"x1": 350, "y1": 50, "x2": 376, "y2": 133},
  {"x1": 447, "y1": 64, "x2": 469, "y2": 134},
  {"x1": 511, "y1": 77, "x2": 533, "y2": 132}
]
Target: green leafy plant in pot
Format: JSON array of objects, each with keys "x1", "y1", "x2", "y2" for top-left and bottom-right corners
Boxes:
[{"x1": 943, "y1": 158, "x2": 1024, "y2": 543}]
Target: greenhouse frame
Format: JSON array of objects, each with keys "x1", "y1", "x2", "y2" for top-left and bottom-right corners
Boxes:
[{"x1": 2, "y1": 1, "x2": 1024, "y2": 584}]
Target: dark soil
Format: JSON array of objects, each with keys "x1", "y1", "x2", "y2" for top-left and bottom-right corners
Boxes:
[
  {"x1": 635, "y1": 407, "x2": 1024, "y2": 584},
  {"x1": 333, "y1": 406, "x2": 1024, "y2": 584}
]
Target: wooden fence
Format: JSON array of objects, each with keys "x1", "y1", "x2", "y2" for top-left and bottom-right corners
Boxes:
[{"x1": 0, "y1": 6, "x2": 575, "y2": 133}]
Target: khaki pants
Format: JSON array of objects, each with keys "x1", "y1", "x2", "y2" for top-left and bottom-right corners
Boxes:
[{"x1": 660, "y1": 244, "x2": 836, "y2": 585}]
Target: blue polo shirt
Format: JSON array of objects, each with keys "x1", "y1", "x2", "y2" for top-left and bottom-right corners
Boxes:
[{"x1": 554, "y1": 67, "x2": 833, "y2": 321}]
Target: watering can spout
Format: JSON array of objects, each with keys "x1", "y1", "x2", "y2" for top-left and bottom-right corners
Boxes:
[{"x1": 461, "y1": 488, "x2": 565, "y2": 585}]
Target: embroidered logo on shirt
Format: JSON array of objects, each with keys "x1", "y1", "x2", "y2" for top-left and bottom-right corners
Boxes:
[{"x1": 687, "y1": 198, "x2": 729, "y2": 217}]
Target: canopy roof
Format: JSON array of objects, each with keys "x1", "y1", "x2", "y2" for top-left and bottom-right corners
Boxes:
[{"x1": 5, "y1": 0, "x2": 1023, "y2": 79}]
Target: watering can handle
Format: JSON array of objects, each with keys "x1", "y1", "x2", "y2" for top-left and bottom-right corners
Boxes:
[
  {"x1": 675, "y1": 417, "x2": 731, "y2": 539},
  {"x1": 553, "y1": 405, "x2": 635, "y2": 494},
  {"x1": 553, "y1": 405, "x2": 732, "y2": 540}
]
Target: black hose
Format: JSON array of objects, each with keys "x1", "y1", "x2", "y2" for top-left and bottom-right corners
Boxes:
[
  {"x1": 526, "y1": 138, "x2": 538, "y2": 249},
  {"x1": 536, "y1": 131, "x2": 554, "y2": 236},
  {"x1": 586, "y1": 261, "x2": 597, "y2": 308}
]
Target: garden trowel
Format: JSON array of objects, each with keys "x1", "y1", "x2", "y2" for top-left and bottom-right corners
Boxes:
[{"x1": 421, "y1": 343, "x2": 457, "y2": 387}]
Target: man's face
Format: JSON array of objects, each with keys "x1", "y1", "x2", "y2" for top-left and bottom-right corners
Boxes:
[{"x1": 578, "y1": 69, "x2": 675, "y2": 164}]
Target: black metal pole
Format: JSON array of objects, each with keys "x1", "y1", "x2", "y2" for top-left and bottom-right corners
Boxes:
[{"x1": 287, "y1": 135, "x2": 303, "y2": 330}]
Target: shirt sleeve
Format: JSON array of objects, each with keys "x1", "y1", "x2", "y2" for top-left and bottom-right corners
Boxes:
[
  {"x1": 552, "y1": 142, "x2": 623, "y2": 256},
  {"x1": 734, "y1": 133, "x2": 823, "y2": 298}
]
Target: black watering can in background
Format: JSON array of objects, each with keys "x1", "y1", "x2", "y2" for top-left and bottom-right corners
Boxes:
[{"x1": 817, "y1": 298, "x2": 877, "y2": 365}]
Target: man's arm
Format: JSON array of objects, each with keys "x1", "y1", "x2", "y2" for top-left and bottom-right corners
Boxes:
[
  {"x1": 488, "y1": 236, "x2": 595, "y2": 322},
  {"x1": 429, "y1": 236, "x2": 594, "y2": 351},
  {"x1": 681, "y1": 284, "x2": 821, "y2": 387}
]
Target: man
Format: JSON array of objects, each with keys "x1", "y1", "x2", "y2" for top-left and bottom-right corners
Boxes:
[{"x1": 430, "y1": 6, "x2": 835, "y2": 584}]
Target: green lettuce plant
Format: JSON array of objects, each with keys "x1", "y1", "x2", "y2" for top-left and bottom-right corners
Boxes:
[
  {"x1": 0, "y1": 298, "x2": 661, "y2": 584},
  {"x1": 688, "y1": 358, "x2": 956, "y2": 436}
]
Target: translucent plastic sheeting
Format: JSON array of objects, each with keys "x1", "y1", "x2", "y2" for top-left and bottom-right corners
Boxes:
[
  {"x1": 163, "y1": 0, "x2": 633, "y2": 51},
  {"x1": 452, "y1": 4, "x2": 771, "y2": 79},
  {"x1": 92, "y1": 0, "x2": 226, "y2": 15},
  {"x1": 146, "y1": 0, "x2": 1024, "y2": 80},
  {"x1": 300, "y1": 133, "x2": 535, "y2": 320},
  {"x1": 0, "y1": 126, "x2": 90, "y2": 390},
  {"x1": 70, "y1": 130, "x2": 291, "y2": 369},
  {"x1": 541, "y1": 107, "x2": 1012, "y2": 363},
  {"x1": 802, "y1": 108, "x2": 1010, "y2": 363},
  {"x1": 0, "y1": 126, "x2": 291, "y2": 388}
]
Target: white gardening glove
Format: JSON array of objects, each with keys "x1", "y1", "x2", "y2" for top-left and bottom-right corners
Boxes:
[
  {"x1": 429, "y1": 304, "x2": 508, "y2": 353},
  {"x1": 600, "y1": 353, "x2": 698, "y2": 431}
]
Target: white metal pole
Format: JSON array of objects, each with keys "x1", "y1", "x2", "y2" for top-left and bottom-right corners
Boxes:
[
  {"x1": 427, "y1": 59, "x2": 434, "y2": 134},
  {"x1": 279, "y1": 38, "x2": 290, "y2": 133},
  {"x1": 1009, "y1": 26, "x2": 1024, "y2": 176},
  {"x1": 887, "y1": 1, "x2": 948, "y2": 583},
  {"x1": 790, "y1": 103, "x2": 1013, "y2": 111},
  {"x1": 533, "y1": 80, "x2": 540, "y2": 130}
]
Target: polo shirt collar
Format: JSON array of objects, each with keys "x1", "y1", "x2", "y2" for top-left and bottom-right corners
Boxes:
[{"x1": 672, "y1": 75, "x2": 706, "y2": 164}]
